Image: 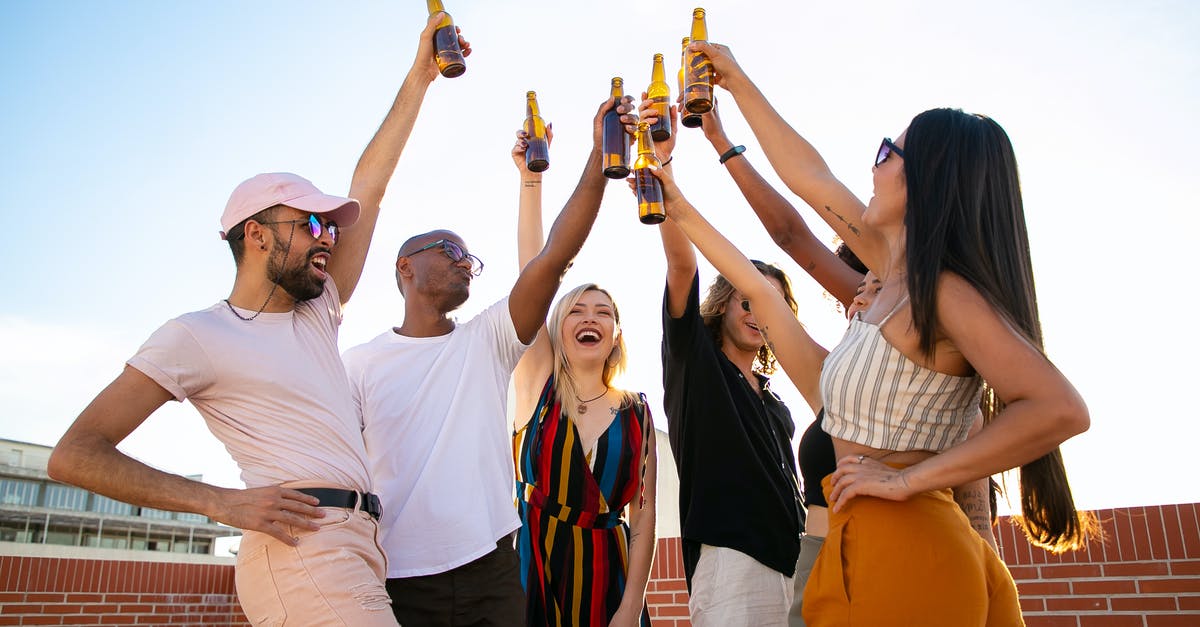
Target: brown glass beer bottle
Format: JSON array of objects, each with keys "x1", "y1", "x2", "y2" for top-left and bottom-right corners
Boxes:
[
  {"x1": 633, "y1": 122, "x2": 665, "y2": 224},
  {"x1": 427, "y1": 0, "x2": 465, "y2": 78},
  {"x1": 683, "y1": 8, "x2": 713, "y2": 114},
  {"x1": 524, "y1": 91, "x2": 550, "y2": 172},
  {"x1": 601, "y1": 78, "x2": 630, "y2": 179}
]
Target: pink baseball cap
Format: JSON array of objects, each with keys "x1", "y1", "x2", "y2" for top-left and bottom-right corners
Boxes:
[{"x1": 219, "y1": 172, "x2": 361, "y2": 239}]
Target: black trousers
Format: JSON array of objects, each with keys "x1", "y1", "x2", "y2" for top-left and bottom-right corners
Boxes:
[{"x1": 386, "y1": 535, "x2": 525, "y2": 627}]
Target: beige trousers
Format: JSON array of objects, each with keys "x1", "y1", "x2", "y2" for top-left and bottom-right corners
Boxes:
[
  {"x1": 689, "y1": 544, "x2": 793, "y2": 627},
  {"x1": 235, "y1": 506, "x2": 397, "y2": 626}
]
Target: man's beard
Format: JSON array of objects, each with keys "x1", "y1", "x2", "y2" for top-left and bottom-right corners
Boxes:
[{"x1": 266, "y1": 229, "x2": 325, "y2": 302}]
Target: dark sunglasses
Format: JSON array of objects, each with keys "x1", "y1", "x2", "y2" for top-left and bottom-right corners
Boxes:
[
  {"x1": 255, "y1": 214, "x2": 339, "y2": 244},
  {"x1": 875, "y1": 137, "x2": 904, "y2": 167},
  {"x1": 404, "y1": 238, "x2": 485, "y2": 276}
]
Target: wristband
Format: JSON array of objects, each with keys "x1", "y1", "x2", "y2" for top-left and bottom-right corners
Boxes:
[
  {"x1": 661, "y1": 155, "x2": 674, "y2": 167},
  {"x1": 719, "y1": 144, "x2": 746, "y2": 164}
]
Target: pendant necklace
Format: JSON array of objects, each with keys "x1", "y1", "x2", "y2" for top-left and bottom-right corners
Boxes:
[{"x1": 575, "y1": 388, "x2": 609, "y2": 415}]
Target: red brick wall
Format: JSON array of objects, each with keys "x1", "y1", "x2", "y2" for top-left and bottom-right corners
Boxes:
[
  {"x1": 0, "y1": 555, "x2": 248, "y2": 626},
  {"x1": 3, "y1": 502, "x2": 1197, "y2": 625},
  {"x1": 645, "y1": 502, "x2": 1200, "y2": 627},
  {"x1": 1002, "y1": 502, "x2": 1200, "y2": 626}
]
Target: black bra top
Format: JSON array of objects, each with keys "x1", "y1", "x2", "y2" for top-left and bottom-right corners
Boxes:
[{"x1": 798, "y1": 409, "x2": 837, "y2": 508}]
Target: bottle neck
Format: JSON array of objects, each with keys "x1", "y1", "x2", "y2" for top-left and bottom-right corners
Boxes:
[
  {"x1": 651, "y1": 59, "x2": 666, "y2": 83},
  {"x1": 427, "y1": 0, "x2": 446, "y2": 14}
]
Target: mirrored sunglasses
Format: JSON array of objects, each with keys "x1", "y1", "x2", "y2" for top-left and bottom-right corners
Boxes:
[{"x1": 875, "y1": 137, "x2": 905, "y2": 167}]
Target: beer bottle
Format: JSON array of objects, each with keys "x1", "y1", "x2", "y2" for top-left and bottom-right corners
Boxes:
[
  {"x1": 647, "y1": 54, "x2": 672, "y2": 142},
  {"x1": 524, "y1": 91, "x2": 550, "y2": 172},
  {"x1": 683, "y1": 8, "x2": 714, "y2": 114},
  {"x1": 427, "y1": 0, "x2": 465, "y2": 78},
  {"x1": 678, "y1": 37, "x2": 703, "y2": 128},
  {"x1": 633, "y1": 122, "x2": 665, "y2": 224},
  {"x1": 601, "y1": 77, "x2": 630, "y2": 179}
]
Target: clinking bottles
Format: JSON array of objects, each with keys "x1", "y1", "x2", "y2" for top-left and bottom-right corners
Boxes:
[
  {"x1": 524, "y1": 91, "x2": 550, "y2": 172},
  {"x1": 601, "y1": 77, "x2": 630, "y2": 179},
  {"x1": 633, "y1": 122, "x2": 665, "y2": 225},
  {"x1": 683, "y1": 8, "x2": 713, "y2": 114},
  {"x1": 647, "y1": 54, "x2": 672, "y2": 142},
  {"x1": 678, "y1": 37, "x2": 702, "y2": 128},
  {"x1": 427, "y1": 0, "x2": 465, "y2": 78}
]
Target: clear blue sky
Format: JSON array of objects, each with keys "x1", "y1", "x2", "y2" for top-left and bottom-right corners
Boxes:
[{"x1": 2, "y1": 0, "x2": 1198, "y2": 513}]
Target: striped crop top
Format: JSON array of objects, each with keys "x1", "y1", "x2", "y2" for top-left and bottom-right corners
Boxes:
[{"x1": 819, "y1": 304, "x2": 983, "y2": 452}]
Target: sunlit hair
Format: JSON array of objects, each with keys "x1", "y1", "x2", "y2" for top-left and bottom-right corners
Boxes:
[
  {"x1": 226, "y1": 205, "x2": 279, "y2": 264},
  {"x1": 902, "y1": 107, "x2": 1097, "y2": 552},
  {"x1": 546, "y1": 284, "x2": 634, "y2": 414},
  {"x1": 699, "y1": 261, "x2": 798, "y2": 375}
]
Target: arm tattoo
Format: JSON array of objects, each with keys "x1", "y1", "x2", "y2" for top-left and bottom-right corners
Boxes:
[
  {"x1": 823, "y1": 205, "x2": 861, "y2": 236},
  {"x1": 522, "y1": 180, "x2": 541, "y2": 188}
]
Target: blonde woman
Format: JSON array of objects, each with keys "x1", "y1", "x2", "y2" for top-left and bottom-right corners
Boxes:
[{"x1": 510, "y1": 128, "x2": 656, "y2": 627}]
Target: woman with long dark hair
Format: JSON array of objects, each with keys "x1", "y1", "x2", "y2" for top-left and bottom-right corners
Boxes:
[{"x1": 654, "y1": 41, "x2": 1095, "y2": 625}]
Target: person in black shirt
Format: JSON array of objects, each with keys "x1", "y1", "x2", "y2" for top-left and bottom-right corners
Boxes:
[{"x1": 653, "y1": 146, "x2": 804, "y2": 625}]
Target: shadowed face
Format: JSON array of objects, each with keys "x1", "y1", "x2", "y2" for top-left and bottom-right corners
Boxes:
[
  {"x1": 864, "y1": 131, "x2": 908, "y2": 231},
  {"x1": 720, "y1": 276, "x2": 785, "y2": 353},
  {"x1": 396, "y1": 231, "x2": 476, "y2": 313}
]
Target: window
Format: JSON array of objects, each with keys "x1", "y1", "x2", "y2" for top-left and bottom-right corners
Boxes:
[
  {"x1": 140, "y1": 507, "x2": 174, "y2": 520},
  {"x1": 90, "y1": 495, "x2": 133, "y2": 516},
  {"x1": 44, "y1": 484, "x2": 88, "y2": 511},
  {"x1": 0, "y1": 479, "x2": 40, "y2": 506}
]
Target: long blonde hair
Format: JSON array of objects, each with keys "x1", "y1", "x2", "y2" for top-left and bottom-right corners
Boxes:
[{"x1": 546, "y1": 284, "x2": 635, "y2": 414}]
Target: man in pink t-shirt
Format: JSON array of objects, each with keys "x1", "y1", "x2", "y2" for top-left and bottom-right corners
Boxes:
[{"x1": 46, "y1": 14, "x2": 469, "y2": 626}]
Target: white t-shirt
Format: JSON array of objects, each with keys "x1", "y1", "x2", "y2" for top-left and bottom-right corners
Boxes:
[
  {"x1": 343, "y1": 298, "x2": 530, "y2": 577},
  {"x1": 128, "y1": 281, "x2": 371, "y2": 492}
]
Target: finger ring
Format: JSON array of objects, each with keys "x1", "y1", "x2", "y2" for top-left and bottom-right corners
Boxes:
[{"x1": 857, "y1": 454, "x2": 866, "y2": 464}]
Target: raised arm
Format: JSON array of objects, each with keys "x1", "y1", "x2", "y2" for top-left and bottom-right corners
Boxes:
[
  {"x1": 329, "y1": 13, "x2": 471, "y2": 304},
  {"x1": 511, "y1": 127, "x2": 555, "y2": 425},
  {"x1": 508, "y1": 97, "x2": 636, "y2": 344},
  {"x1": 698, "y1": 101, "x2": 863, "y2": 306},
  {"x1": 637, "y1": 100, "x2": 696, "y2": 318},
  {"x1": 47, "y1": 367, "x2": 323, "y2": 547},
  {"x1": 654, "y1": 167, "x2": 828, "y2": 414},
  {"x1": 694, "y1": 41, "x2": 889, "y2": 272}
]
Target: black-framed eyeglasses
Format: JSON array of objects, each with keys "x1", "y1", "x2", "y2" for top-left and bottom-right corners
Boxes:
[
  {"x1": 875, "y1": 137, "x2": 904, "y2": 167},
  {"x1": 404, "y1": 238, "x2": 484, "y2": 276},
  {"x1": 253, "y1": 214, "x2": 339, "y2": 244}
]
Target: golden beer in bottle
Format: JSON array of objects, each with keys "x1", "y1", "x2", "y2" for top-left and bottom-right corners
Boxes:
[
  {"x1": 678, "y1": 37, "x2": 703, "y2": 128},
  {"x1": 633, "y1": 122, "x2": 665, "y2": 224},
  {"x1": 524, "y1": 91, "x2": 550, "y2": 172},
  {"x1": 427, "y1": 0, "x2": 465, "y2": 78},
  {"x1": 601, "y1": 77, "x2": 630, "y2": 179},
  {"x1": 647, "y1": 54, "x2": 672, "y2": 142},
  {"x1": 683, "y1": 8, "x2": 713, "y2": 114}
]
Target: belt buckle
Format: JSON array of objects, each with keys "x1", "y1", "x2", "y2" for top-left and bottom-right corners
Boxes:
[{"x1": 361, "y1": 493, "x2": 382, "y2": 520}]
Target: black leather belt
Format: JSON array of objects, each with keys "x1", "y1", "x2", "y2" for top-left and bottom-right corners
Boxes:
[{"x1": 296, "y1": 488, "x2": 382, "y2": 520}]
